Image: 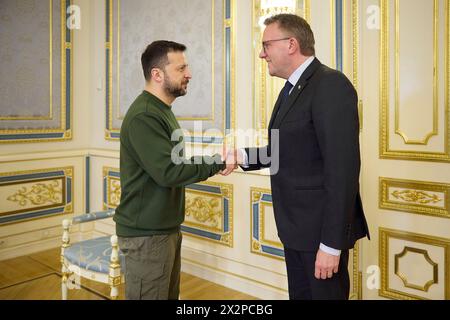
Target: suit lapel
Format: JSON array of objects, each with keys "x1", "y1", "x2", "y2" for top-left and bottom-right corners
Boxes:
[{"x1": 271, "y1": 58, "x2": 322, "y2": 129}]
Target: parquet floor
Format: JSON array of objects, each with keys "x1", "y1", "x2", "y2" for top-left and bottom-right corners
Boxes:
[{"x1": 0, "y1": 248, "x2": 257, "y2": 300}]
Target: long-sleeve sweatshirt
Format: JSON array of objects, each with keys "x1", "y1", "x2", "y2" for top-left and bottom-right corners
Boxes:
[{"x1": 114, "y1": 90, "x2": 225, "y2": 237}]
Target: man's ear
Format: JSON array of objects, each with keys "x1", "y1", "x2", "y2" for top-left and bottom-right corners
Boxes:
[
  {"x1": 151, "y1": 68, "x2": 164, "y2": 83},
  {"x1": 288, "y1": 38, "x2": 300, "y2": 54}
]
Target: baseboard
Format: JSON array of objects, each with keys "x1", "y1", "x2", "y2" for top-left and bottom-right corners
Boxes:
[
  {"x1": 0, "y1": 236, "x2": 62, "y2": 260},
  {"x1": 181, "y1": 246, "x2": 288, "y2": 300}
]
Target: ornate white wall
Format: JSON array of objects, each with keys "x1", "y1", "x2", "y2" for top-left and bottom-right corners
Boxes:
[{"x1": 1, "y1": 0, "x2": 449, "y2": 300}]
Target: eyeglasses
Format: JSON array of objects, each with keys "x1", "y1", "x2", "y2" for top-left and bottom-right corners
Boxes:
[{"x1": 261, "y1": 37, "x2": 291, "y2": 53}]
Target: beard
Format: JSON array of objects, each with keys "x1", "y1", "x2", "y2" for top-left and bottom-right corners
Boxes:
[{"x1": 163, "y1": 76, "x2": 189, "y2": 98}]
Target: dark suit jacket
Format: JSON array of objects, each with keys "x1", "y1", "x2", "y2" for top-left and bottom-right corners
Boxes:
[{"x1": 243, "y1": 58, "x2": 370, "y2": 251}]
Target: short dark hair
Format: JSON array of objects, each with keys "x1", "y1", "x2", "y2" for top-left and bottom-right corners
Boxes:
[
  {"x1": 264, "y1": 14, "x2": 315, "y2": 56},
  {"x1": 141, "y1": 40, "x2": 187, "y2": 81}
]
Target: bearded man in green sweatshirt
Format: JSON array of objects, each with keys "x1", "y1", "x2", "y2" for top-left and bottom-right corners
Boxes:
[{"x1": 114, "y1": 40, "x2": 234, "y2": 300}]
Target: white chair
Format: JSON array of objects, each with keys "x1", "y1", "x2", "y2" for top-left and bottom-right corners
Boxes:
[{"x1": 61, "y1": 210, "x2": 124, "y2": 299}]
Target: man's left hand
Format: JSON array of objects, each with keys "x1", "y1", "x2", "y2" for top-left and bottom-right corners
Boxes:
[{"x1": 314, "y1": 249, "x2": 340, "y2": 280}]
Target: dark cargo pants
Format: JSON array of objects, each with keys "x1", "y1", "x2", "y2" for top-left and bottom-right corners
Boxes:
[{"x1": 118, "y1": 231, "x2": 182, "y2": 300}]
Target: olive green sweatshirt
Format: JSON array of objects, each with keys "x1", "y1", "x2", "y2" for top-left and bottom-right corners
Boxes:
[{"x1": 114, "y1": 91, "x2": 225, "y2": 237}]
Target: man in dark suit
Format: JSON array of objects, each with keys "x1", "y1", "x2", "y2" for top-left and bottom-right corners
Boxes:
[{"x1": 225, "y1": 14, "x2": 370, "y2": 300}]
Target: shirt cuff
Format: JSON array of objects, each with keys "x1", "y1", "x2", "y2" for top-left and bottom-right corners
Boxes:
[
  {"x1": 319, "y1": 243, "x2": 341, "y2": 256},
  {"x1": 239, "y1": 148, "x2": 249, "y2": 168}
]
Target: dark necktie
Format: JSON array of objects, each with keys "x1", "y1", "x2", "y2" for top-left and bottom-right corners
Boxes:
[
  {"x1": 281, "y1": 80, "x2": 293, "y2": 102},
  {"x1": 275, "y1": 80, "x2": 293, "y2": 118}
]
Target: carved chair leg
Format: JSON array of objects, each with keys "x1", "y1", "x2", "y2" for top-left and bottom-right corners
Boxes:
[
  {"x1": 109, "y1": 235, "x2": 121, "y2": 300},
  {"x1": 110, "y1": 285, "x2": 119, "y2": 300},
  {"x1": 61, "y1": 271, "x2": 69, "y2": 300},
  {"x1": 61, "y1": 219, "x2": 71, "y2": 300}
]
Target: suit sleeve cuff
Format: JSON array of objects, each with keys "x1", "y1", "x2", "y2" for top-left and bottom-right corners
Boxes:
[{"x1": 320, "y1": 243, "x2": 341, "y2": 256}]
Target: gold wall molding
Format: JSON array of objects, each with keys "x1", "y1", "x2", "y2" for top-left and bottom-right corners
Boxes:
[
  {"x1": 0, "y1": 0, "x2": 73, "y2": 143},
  {"x1": 0, "y1": 0, "x2": 54, "y2": 121},
  {"x1": 250, "y1": 187, "x2": 284, "y2": 261},
  {"x1": 105, "y1": 0, "x2": 235, "y2": 143},
  {"x1": 348, "y1": 0, "x2": 363, "y2": 132},
  {"x1": 380, "y1": 0, "x2": 450, "y2": 161},
  {"x1": 391, "y1": 190, "x2": 441, "y2": 204},
  {"x1": 350, "y1": 0, "x2": 362, "y2": 299},
  {"x1": 330, "y1": 0, "x2": 336, "y2": 69},
  {"x1": 105, "y1": 0, "x2": 119, "y2": 139},
  {"x1": 0, "y1": 167, "x2": 73, "y2": 224},
  {"x1": 183, "y1": 181, "x2": 233, "y2": 247},
  {"x1": 394, "y1": 246, "x2": 438, "y2": 292},
  {"x1": 349, "y1": 241, "x2": 361, "y2": 300},
  {"x1": 379, "y1": 177, "x2": 450, "y2": 219},
  {"x1": 379, "y1": 228, "x2": 450, "y2": 300},
  {"x1": 350, "y1": 0, "x2": 359, "y2": 89},
  {"x1": 7, "y1": 179, "x2": 63, "y2": 208},
  {"x1": 109, "y1": 179, "x2": 121, "y2": 208},
  {"x1": 394, "y1": 0, "x2": 438, "y2": 145},
  {"x1": 103, "y1": 167, "x2": 120, "y2": 210},
  {"x1": 186, "y1": 194, "x2": 222, "y2": 230},
  {"x1": 110, "y1": 0, "x2": 215, "y2": 122},
  {"x1": 304, "y1": 0, "x2": 311, "y2": 22}
]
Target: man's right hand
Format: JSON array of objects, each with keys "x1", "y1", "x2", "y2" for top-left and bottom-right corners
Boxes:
[{"x1": 220, "y1": 146, "x2": 241, "y2": 176}]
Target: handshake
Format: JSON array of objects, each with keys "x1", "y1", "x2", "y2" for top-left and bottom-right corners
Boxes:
[{"x1": 219, "y1": 145, "x2": 244, "y2": 176}]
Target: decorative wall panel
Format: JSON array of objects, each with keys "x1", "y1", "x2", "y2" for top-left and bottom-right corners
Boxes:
[
  {"x1": 103, "y1": 166, "x2": 120, "y2": 210},
  {"x1": 380, "y1": 177, "x2": 450, "y2": 219},
  {"x1": 349, "y1": 241, "x2": 361, "y2": 300},
  {"x1": 380, "y1": 0, "x2": 450, "y2": 161},
  {"x1": 182, "y1": 181, "x2": 233, "y2": 247},
  {"x1": 380, "y1": 228, "x2": 450, "y2": 300},
  {"x1": 105, "y1": 0, "x2": 235, "y2": 144},
  {"x1": 250, "y1": 187, "x2": 284, "y2": 259},
  {"x1": 0, "y1": 167, "x2": 73, "y2": 224},
  {"x1": 0, "y1": 0, "x2": 72, "y2": 143}
]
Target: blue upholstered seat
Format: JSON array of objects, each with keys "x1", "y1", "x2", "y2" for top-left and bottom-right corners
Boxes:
[{"x1": 64, "y1": 236, "x2": 125, "y2": 274}]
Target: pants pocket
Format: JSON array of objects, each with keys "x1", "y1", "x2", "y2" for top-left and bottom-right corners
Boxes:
[{"x1": 125, "y1": 263, "x2": 166, "y2": 300}]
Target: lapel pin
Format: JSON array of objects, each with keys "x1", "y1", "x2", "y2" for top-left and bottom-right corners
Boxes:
[{"x1": 298, "y1": 85, "x2": 302, "y2": 90}]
